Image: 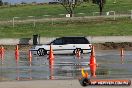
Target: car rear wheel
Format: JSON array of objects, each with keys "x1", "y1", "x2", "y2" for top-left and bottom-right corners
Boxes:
[
  {"x1": 37, "y1": 48, "x2": 47, "y2": 56},
  {"x1": 73, "y1": 48, "x2": 83, "y2": 55}
]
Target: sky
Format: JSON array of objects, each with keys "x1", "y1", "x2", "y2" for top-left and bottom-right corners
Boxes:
[{"x1": 3, "y1": 0, "x2": 57, "y2": 4}]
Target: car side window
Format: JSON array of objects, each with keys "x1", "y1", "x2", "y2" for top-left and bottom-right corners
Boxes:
[
  {"x1": 75, "y1": 38, "x2": 89, "y2": 44},
  {"x1": 63, "y1": 37, "x2": 89, "y2": 44},
  {"x1": 52, "y1": 38, "x2": 63, "y2": 45},
  {"x1": 64, "y1": 38, "x2": 74, "y2": 44}
]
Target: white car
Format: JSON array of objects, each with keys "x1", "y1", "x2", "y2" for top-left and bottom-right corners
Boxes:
[{"x1": 30, "y1": 37, "x2": 92, "y2": 56}]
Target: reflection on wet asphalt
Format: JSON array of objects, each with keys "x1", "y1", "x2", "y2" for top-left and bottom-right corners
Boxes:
[{"x1": 0, "y1": 50, "x2": 132, "y2": 81}]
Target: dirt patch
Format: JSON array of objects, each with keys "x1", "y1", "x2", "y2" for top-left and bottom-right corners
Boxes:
[
  {"x1": 94, "y1": 42, "x2": 132, "y2": 50},
  {"x1": 1, "y1": 45, "x2": 32, "y2": 51},
  {"x1": 1, "y1": 42, "x2": 132, "y2": 51}
]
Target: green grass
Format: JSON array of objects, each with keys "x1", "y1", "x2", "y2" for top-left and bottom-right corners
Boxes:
[
  {"x1": 0, "y1": 0, "x2": 132, "y2": 20},
  {"x1": 0, "y1": 18, "x2": 132, "y2": 38},
  {"x1": 0, "y1": 0, "x2": 132, "y2": 38},
  {"x1": 0, "y1": 5, "x2": 66, "y2": 20}
]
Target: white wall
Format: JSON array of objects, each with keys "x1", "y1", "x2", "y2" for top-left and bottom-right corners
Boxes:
[{"x1": 0, "y1": 36, "x2": 132, "y2": 45}]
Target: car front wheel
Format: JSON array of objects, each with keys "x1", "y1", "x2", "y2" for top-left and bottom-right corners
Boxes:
[{"x1": 37, "y1": 48, "x2": 47, "y2": 56}]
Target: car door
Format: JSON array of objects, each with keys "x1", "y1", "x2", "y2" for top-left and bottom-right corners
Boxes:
[
  {"x1": 51, "y1": 38, "x2": 64, "y2": 51},
  {"x1": 61, "y1": 37, "x2": 75, "y2": 53},
  {"x1": 51, "y1": 37, "x2": 74, "y2": 54}
]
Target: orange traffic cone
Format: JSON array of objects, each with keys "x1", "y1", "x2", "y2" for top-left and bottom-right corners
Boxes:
[
  {"x1": 48, "y1": 45, "x2": 54, "y2": 65},
  {"x1": 90, "y1": 45, "x2": 96, "y2": 65},
  {"x1": 48, "y1": 45, "x2": 54, "y2": 79},
  {"x1": 15, "y1": 45, "x2": 19, "y2": 64},
  {"x1": 120, "y1": 48, "x2": 124, "y2": 57},
  {"x1": 90, "y1": 64, "x2": 96, "y2": 77},
  {"x1": 0, "y1": 47, "x2": 2, "y2": 58},
  {"x1": 89, "y1": 45, "x2": 97, "y2": 77},
  {"x1": 29, "y1": 50, "x2": 32, "y2": 66},
  {"x1": 0, "y1": 46, "x2": 5, "y2": 64}
]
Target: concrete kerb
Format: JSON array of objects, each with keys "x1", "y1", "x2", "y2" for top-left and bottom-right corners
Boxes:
[
  {"x1": 89, "y1": 36, "x2": 132, "y2": 43},
  {"x1": 1, "y1": 36, "x2": 132, "y2": 45},
  {"x1": 37, "y1": 36, "x2": 132, "y2": 44}
]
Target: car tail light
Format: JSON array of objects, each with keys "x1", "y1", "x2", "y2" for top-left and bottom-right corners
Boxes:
[{"x1": 89, "y1": 45, "x2": 92, "y2": 48}]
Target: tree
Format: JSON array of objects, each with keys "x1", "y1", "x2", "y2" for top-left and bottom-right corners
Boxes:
[
  {"x1": 92, "y1": 0, "x2": 105, "y2": 15},
  {"x1": 0, "y1": 0, "x2": 3, "y2": 6},
  {"x1": 59, "y1": 0, "x2": 83, "y2": 17}
]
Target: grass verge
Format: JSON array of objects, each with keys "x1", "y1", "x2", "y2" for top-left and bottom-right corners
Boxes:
[{"x1": 0, "y1": 18, "x2": 132, "y2": 38}]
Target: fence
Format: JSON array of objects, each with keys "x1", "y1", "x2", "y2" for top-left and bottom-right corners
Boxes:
[{"x1": 0, "y1": 11, "x2": 131, "y2": 28}]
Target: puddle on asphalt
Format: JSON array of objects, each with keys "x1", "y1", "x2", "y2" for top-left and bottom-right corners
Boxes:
[{"x1": 0, "y1": 50, "x2": 132, "y2": 81}]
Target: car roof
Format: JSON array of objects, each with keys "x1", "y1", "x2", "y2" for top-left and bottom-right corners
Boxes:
[{"x1": 61, "y1": 36, "x2": 86, "y2": 38}]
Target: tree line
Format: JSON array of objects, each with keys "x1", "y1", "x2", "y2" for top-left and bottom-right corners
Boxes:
[
  {"x1": 59, "y1": 0, "x2": 105, "y2": 16},
  {"x1": 0, "y1": 0, "x2": 105, "y2": 16}
]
